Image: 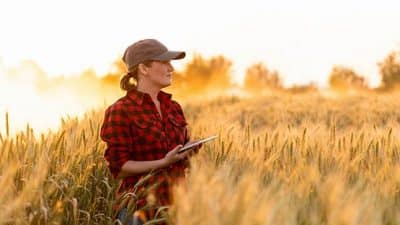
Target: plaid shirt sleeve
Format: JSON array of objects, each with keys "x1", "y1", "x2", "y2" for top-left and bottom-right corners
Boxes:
[{"x1": 100, "y1": 102, "x2": 132, "y2": 178}]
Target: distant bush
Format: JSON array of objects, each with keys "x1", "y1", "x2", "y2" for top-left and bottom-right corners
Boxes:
[
  {"x1": 243, "y1": 62, "x2": 282, "y2": 94},
  {"x1": 328, "y1": 65, "x2": 368, "y2": 91},
  {"x1": 286, "y1": 83, "x2": 318, "y2": 94},
  {"x1": 176, "y1": 54, "x2": 233, "y2": 93},
  {"x1": 378, "y1": 51, "x2": 400, "y2": 90}
]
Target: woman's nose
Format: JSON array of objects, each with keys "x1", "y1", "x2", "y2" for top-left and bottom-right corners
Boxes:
[{"x1": 168, "y1": 62, "x2": 174, "y2": 72}]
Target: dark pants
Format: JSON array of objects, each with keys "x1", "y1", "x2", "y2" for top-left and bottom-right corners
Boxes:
[{"x1": 117, "y1": 208, "x2": 145, "y2": 225}]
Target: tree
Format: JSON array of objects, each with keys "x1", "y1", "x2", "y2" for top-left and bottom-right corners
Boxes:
[
  {"x1": 207, "y1": 55, "x2": 233, "y2": 90},
  {"x1": 179, "y1": 54, "x2": 233, "y2": 94},
  {"x1": 378, "y1": 51, "x2": 400, "y2": 90},
  {"x1": 328, "y1": 66, "x2": 367, "y2": 91},
  {"x1": 243, "y1": 62, "x2": 282, "y2": 94}
]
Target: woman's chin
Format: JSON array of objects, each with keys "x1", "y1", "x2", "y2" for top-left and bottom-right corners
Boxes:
[{"x1": 160, "y1": 82, "x2": 171, "y2": 89}]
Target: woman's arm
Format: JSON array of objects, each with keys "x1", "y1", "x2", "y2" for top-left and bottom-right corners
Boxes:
[
  {"x1": 118, "y1": 159, "x2": 167, "y2": 179},
  {"x1": 118, "y1": 144, "x2": 192, "y2": 178}
]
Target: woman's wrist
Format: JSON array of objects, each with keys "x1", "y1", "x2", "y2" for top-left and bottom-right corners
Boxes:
[{"x1": 160, "y1": 158, "x2": 170, "y2": 168}]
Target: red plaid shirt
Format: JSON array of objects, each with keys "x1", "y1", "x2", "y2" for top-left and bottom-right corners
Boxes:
[{"x1": 100, "y1": 88, "x2": 190, "y2": 208}]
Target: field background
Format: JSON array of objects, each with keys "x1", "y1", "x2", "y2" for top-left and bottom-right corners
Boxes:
[
  {"x1": 2, "y1": 1, "x2": 400, "y2": 224},
  {"x1": 1, "y1": 92, "x2": 400, "y2": 225}
]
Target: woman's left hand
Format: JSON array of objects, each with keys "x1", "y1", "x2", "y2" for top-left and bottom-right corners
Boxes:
[{"x1": 185, "y1": 141, "x2": 203, "y2": 158}]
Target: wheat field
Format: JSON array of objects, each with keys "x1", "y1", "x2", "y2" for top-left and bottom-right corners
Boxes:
[{"x1": 1, "y1": 92, "x2": 400, "y2": 225}]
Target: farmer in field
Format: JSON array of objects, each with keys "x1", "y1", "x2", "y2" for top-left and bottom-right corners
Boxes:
[{"x1": 100, "y1": 39, "x2": 199, "y2": 225}]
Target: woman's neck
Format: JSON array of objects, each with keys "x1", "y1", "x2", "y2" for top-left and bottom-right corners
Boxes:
[{"x1": 136, "y1": 82, "x2": 161, "y2": 101}]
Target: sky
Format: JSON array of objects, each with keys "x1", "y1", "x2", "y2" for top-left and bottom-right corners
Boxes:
[
  {"x1": 1, "y1": 0, "x2": 400, "y2": 135},
  {"x1": 1, "y1": 0, "x2": 400, "y2": 87}
]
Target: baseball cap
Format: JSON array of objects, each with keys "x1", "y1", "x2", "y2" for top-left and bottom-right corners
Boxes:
[{"x1": 122, "y1": 39, "x2": 186, "y2": 72}]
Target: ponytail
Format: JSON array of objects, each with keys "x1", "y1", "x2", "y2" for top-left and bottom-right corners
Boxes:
[
  {"x1": 120, "y1": 70, "x2": 138, "y2": 91},
  {"x1": 120, "y1": 60, "x2": 153, "y2": 91}
]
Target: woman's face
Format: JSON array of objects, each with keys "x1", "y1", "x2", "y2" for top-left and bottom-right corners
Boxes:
[{"x1": 145, "y1": 60, "x2": 174, "y2": 89}]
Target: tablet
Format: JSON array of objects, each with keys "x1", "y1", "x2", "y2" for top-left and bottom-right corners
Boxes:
[{"x1": 178, "y1": 135, "x2": 218, "y2": 153}]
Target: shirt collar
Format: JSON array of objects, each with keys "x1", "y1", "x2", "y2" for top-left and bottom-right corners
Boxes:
[{"x1": 126, "y1": 88, "x2": 172, "y2": 105}]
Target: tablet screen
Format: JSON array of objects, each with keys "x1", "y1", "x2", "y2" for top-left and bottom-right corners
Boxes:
[{"x1": 178, "y1": 135, "x2": 217, "y2": 153}]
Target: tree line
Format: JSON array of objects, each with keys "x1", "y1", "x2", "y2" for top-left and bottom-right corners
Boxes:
[
  {"x1": 100, "y1": 50, "x2": 400, "y2": 96},
  {"x1": 5, "y1": 49, "x2": 397, "y2": 100}
]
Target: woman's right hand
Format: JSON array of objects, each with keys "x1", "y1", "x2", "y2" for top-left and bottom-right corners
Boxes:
[{"x1": 163, "y1": 145, "x2": 191, "y2": 166}]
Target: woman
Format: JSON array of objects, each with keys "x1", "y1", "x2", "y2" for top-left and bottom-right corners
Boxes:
[{"x1": 100, "y1": 39, "x2": 199, "y2": 224}]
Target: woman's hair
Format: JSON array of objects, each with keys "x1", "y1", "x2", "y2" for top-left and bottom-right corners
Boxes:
[{"x1": 120, "y1": 60, "x2": 153, "y2": 91}]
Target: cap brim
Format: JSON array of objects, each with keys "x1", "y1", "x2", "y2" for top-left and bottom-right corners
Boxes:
[{"x1": 152, "y1": 51, "x2": 186, "y2": 61}]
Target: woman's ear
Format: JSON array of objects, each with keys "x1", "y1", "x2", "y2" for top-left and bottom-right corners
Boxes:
[{"x1": 138, "y1": 63, "x2": 148, "y2": 75}]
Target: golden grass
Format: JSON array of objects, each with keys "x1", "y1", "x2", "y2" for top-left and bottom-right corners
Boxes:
[{"x1": 1, "y1": 92, "x2": 400, "y2": 225}]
